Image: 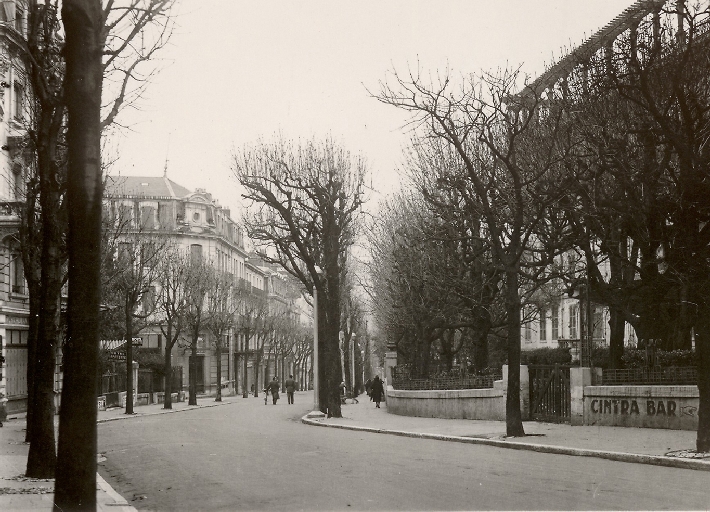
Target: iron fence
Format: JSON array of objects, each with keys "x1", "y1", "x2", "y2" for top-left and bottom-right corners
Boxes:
[
  {"x1": 391, "y1": 365, "x2": 501, "y2": 390},
  {"x1": 601, "y1": 366, "x2": 697, "y2": 386}
]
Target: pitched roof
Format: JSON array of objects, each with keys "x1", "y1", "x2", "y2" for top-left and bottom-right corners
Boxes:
[{"x1": 105, "y1": 175, "x2": 192, "y2": 199}]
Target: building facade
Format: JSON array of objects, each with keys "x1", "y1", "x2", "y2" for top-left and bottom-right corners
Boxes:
[
  {"x1": 105, "y1": 174, "x2": 306, "y2": 399},
  {"x1": 0, "y1": 0, "x2": 31, "y2": 414}
]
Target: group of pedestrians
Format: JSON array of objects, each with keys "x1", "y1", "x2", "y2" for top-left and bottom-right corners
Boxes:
[
  {"x1": 263, "y1": 373, "x2": 385, "y2": 409},
  {"x1": 265, "y1": 375, "x2": 297, "y2": 405}
]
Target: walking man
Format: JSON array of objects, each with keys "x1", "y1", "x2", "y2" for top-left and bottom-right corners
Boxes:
[
  {"x1": 285, "y1": 374, "x2": 296, "y2": 404},
  {"x1": 267, "y1": 377, "x2": 280, "y2": 405}
]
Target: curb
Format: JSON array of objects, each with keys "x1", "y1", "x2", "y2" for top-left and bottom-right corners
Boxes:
[
  {"x1": 97, "y1": 399, "x2": 236, "y2": 424},
  {"x1": 301, "y1": 416, "x2": 710, "y2": 472}
]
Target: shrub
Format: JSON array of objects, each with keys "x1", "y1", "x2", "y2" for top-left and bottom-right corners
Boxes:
[
  {"x1": 135, "y1": 349, "x2": 166, "y2": 376},
  {"x1": 520, "y1": 347, "x2": 572, "y2": 365},
  {"x1": 622, "y1": 348, "x2": 696, "y2": 368}
]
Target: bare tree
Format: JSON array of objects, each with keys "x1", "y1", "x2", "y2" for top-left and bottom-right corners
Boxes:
[
  {"x1": 205, "y1": 270, "x2": 241, "y2": 402},
  {"x1": 183, "y1": 257, "x2": 214, "y2": 406},
  {"x1": 54, "y1": 0, "x2": 103, "y2": 507},
  {"x1": 21, "y1": 0, "x2": 175, "y2": 482},
  {"x1": 376, "y1": 67, "x2": 578, "y2": 436},
  {"x1": 111, "y1": 230, "x2": 166, "y2": 414},
  {"x1": 232, "y1": 137, "x2": 365, "y2": 417}
]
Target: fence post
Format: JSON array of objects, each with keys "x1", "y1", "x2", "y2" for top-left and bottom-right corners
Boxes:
[{"x1": 570, "y1": 366, "x2": 592, "y2": 426}]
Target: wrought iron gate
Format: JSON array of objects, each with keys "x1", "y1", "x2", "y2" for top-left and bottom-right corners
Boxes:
[{"x1": 528, "y1": 364, "x2": 571, "y2": 423}]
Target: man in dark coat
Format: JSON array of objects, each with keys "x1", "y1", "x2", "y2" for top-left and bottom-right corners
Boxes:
[
  {"x1": 285, "y1": 375, "x2": 297, "y2": 404},
  {"x1": 370, "y1": 375, "x2": 384, "y2": 408},
  {"x1": 267, "y1": 377, "x2": 280, "y2": 405}
]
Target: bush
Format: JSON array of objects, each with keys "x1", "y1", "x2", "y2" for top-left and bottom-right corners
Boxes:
[
  {"x1": 135, "y1": 349, "x2": 166, "y2": 376},
  {"x1": 590, "y1": 347, "x2": 611, "y2": 369},
  {"x1": 520, "y1": 347, "x2": 572, "y2": 365},
  {"x1": 622, "y1": 348, "x2": 696, "y2": 368}
]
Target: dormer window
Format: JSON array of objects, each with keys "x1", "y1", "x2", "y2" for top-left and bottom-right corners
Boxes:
[{"x1": 193, "y1": 211, "x2": 200, "y2": 222}]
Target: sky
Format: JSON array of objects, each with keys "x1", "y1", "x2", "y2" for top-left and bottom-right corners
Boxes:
[{"x1": 110, "y1": 0, "x2": 638, "y2": 214}]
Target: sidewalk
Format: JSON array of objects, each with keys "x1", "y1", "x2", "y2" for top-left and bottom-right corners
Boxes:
[
  {"x1": 0, "y1": 394, "x2": 240, "y2": 511},
  {"x1": 302, "y1": 395, "x2": 710, "y2": 472}
]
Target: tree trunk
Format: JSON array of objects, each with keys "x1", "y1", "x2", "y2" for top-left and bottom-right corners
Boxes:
[
  {"x1": 215, "y1": 342, "x2": 222, "y2": 402},
  {"x1": 505, "y1": 268, "x2": 525, "y2": 437},
  {"x1": 696, "y1": 309, "x2": 710, "y2": 452},
  {"x1": 54, "y1": 1, "x2": 103, "y2": 508},
  {"x1": 24, "y1": 292, "x2": 40, "y2": 444},
  {"x1": 163, "y1": 326, "x2": 173, "y2": 410},
  {"x1": 242, "y1": 333, "x2": 248, "y2": 398},
  {"x1": 27, "y1": 95, "x2": 65, "y2": 479},
  {"x1": 125, "y1": 309, "x2": 134, "y2": 414},
  {"x1": 608, "y1": 307, "x2": 625, "y2": 370},
  {"x1": 189, "y1": 331, "x2": 198, "y2": 406}
]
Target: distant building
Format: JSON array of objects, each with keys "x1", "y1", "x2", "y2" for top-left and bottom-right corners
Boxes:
[{"x1": 104, "y1": 174, "x2": 306, "y2": 398}]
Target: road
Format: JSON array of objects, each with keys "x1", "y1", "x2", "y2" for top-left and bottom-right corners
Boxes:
[{"x1": 98, "y1": 392, "x2": 710, "y2": 511}]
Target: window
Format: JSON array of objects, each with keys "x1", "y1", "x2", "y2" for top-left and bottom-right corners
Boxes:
[
  {"x1": 569, "y1": 304, "x2": 579, "y2": 339},
  {"x1": 539, "y1": 308, "x2": 547, "y2": 342},
  {"x1": 12, "y1": 165, "x2": 22, "y2": 200},
  {"x1": 524, "y1": 322, "x2": 532, "y2": 342},
  {"x1": 193, "y1": 211, "x2": 200, "y2": 222},
  {"x1": 551, "y1": 305, "x2": 559, "y2": 340},
  {"x1": 7, "y1": 329, "x2": 28, "y2": 346},
  {"x1": 190, "y1": 244, "x2": 202, "y2": 263},
  {"x1": 10, "y1": 251, "x2": 25, "y2": 295},
  {"x1": 12, "y1": 83, "x2": 23, "y2": 121}
]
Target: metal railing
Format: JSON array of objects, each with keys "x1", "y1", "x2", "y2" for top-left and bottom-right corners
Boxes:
[
  {"x1": 392, "y1": 374, "x2": 500, "y2": 390},
  {"x1": 601, "y1": 366, "x2": 697, "y2": 386}
]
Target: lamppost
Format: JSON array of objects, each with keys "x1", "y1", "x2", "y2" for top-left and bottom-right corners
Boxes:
[{"x1": 351, "y1": 333, "x2": 356, "y2": 395}]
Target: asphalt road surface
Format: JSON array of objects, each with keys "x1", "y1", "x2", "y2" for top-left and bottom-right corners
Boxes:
[{"x1": 98, "y1": 392, "x2": 710, "y2": 511}]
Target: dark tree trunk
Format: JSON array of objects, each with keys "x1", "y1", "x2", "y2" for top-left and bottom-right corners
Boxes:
[
  {"x1": 608, "y1": 307, "x2": 625, "y2": 370},
  {"x1": 125, "y1": 309, "x2": 134, "y2": 414},
  {"x1": 505, "y1": 268, "x2": 525, "y2": 437},
  {"x1": 189, "y1": 329, "x2": 198, "y2": 406},
  {"x1": 24, "y1": 293, "x2": 39, "y2": 444},
  {"x1": 163, "y1": 326, "x2": 173, "y2": 410},
  {"x1": 215, "y1": 342, "x2": 222, "y2": 402},
  {"x1": 696, "y1": 310, "x2": 710, "y2": 452},
  {"x1": 54, "y1": 0, "x2": 103, "y2": 508},
  {"x1": 242, "y1": 333, "x2": 248, "y2": 398}
]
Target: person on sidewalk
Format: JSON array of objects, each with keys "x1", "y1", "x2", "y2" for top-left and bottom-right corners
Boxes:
[
  {"x1": 267, "y1": 377, "x2": 280, "y2": 405},
  {"x1": 365, "y1": 378, "x2": 372, "y2": 400},
  {"x1": 370, "y1": 375, "x2": 384, "y2": 408},
  {"x1": 285, "y1": 375, "x2": 296, "y2": 404}
]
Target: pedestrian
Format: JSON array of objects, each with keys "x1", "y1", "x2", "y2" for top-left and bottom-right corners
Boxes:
[
  {"x1": 370, "y1": 375, "x2": 384, "y2": 408},
  {"x1": 267, "y1": 377, "x2": 280, "y2": 405},
  {"x1": 365, "y1": 378, "x2": 372, "y2": 400},
  {"x1": 285, "y1": 374, "x2": 297, "y2": 404}
]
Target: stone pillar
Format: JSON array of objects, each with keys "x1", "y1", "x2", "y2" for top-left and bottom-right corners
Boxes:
[
  {"x1": 384, "y1": 351, "x2": 397, "y2": 387},
  {"x1": 132, "y1": 361, "x2": 139, "y2": 406},
  {"x1": 570, "y1": 366, "x2": 592, "y2": 426}
]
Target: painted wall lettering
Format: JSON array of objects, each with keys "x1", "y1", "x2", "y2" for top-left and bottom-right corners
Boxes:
[{"x1": 589, "y1": 398, "x2": 675, "y2": 416}]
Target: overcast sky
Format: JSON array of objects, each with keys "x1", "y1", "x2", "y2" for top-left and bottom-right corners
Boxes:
[{"x1": 110, "y1": 0, "x2": 638, "y2": 213}]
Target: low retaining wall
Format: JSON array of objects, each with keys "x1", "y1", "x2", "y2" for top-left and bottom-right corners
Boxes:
[
  {"x1": 386, "y1": 386, "x2": 506, "y2": 420},
  {"x1": 583, "y1": 385, "x2": 699, "y2": 430}
]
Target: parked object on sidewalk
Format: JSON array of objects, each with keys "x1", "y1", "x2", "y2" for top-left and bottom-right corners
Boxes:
[{"x1": 370, "y1": 375, "x2": 384, "y2": 408}]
